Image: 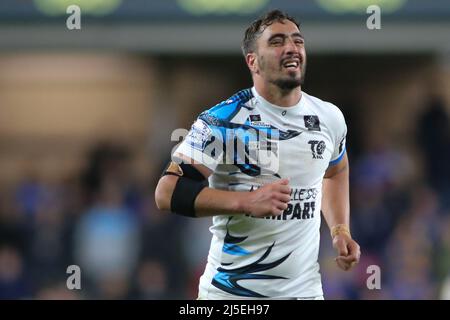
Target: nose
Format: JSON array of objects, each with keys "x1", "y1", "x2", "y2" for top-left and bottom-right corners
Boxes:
[{"x1": 284, "y1": 38, "x2": 300, "y2": 55}]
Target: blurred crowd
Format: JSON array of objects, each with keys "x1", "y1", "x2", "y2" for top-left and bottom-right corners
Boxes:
[
  {"x1": 0, "y1": 97, "x2": 449, "y2": 300},
  {"x1": 321, "y1": 96, "x2": 450, "y2": 300},
  {"x1": 0, "y1": 142, "x2": 188, "y2": 299}
]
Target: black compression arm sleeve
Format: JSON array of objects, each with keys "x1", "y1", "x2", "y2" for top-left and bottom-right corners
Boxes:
[
  {"x1": 162, "y1": 162, "x2": 208, "y2": 217},
  {"x1": 171, "y1": 176, "x2": 207, "y2": 217}
]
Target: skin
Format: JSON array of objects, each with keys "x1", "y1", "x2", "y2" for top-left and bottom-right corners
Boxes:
[
  {"x1": 246, "y1": 19, "x2": 306, "y2": 107},
  {"x1": 155, "y1": 20, "x2": 360, "y2": 271}
]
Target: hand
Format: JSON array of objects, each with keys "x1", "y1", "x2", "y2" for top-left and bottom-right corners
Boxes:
[
  {"x1": 244, "y1": 179, "x2": 291, "y2": 218},
  {"x1": 332, "y1": 233, "x2": 361, "y2": 271}
]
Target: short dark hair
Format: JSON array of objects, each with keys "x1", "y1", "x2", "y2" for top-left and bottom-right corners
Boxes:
[{"x1": 242, "y1": 9, "x2": 300, "y2": 56}]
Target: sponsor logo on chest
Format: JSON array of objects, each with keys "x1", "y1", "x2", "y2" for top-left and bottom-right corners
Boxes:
[
  {"x1": 249, "y1": 114, "x2": 271, "y2": 128},
  {"x1": 308, "y1": 140, "x2": 326, "y2": 159}
]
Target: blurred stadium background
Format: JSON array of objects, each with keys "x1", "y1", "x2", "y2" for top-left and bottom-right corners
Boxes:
[{"x1": 0, "y1": 0, "x2": 450, "y2": 299}]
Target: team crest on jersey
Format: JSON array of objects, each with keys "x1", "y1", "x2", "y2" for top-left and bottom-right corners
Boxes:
[
  {"x1": 308, "y1": 140, "x2": 326, "y2": 159},
  {"x1": 186, "y1": 120, "x2": 212, "y2": 151},
  {"x1": 304, "y1": 115, "x2": 321, "y2": 131}
]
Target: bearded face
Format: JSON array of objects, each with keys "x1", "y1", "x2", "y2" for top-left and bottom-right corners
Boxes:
[{"x1": 250, "y1": 20, "x2": 307, "y2": 91}]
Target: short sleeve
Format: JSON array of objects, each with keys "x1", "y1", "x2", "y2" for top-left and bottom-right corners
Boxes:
[
  {"x1": 329, "y1": 111, "x2": 347, "y2": 167},
  {"x1": 173, "y1": 118, "x2": 224, "y2": 171}
]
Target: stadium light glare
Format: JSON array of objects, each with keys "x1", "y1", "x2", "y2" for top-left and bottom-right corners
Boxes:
[
  {"x1": 33, "y1": 0, "x2": 122, "y2": 16},
  {"x1": 177, "y1": 0, "x2": 269, "y2": 15},
  {"x1": 316, "y1": 0, "x2": 407, "y2": 14}
]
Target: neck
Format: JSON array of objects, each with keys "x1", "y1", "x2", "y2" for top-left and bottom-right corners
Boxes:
[{"x1": 253, "y1": 78, "x2": 302, "y2": 107}]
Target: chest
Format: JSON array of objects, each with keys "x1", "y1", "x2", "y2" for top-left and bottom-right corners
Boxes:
[
  {"x1": 276, "y1": 130, "x2": 333, "y2": 185},
  {"x1": 218, "y1": 115, "x2": 335, "y2": 187}
]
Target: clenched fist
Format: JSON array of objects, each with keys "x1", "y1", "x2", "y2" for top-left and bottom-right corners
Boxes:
[{"x1": 243, "y1": 178, "x2": 292, "y2": 218}]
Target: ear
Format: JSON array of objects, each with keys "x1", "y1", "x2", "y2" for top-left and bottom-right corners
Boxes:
[{"x1": 246, "y1": 53, "x2": 258, "y2": 74}]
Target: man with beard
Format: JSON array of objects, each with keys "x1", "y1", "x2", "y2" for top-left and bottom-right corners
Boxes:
[{"x1": 155, "y1": 10, "x2": 361, "y2": 300}]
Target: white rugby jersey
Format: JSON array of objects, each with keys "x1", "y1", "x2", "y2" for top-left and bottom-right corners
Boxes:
[{"x1": 174, "y1": 87, "x2": 347, "y2": 299}]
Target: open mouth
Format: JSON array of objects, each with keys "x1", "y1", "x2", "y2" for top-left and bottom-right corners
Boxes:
[{"x1": 282, "y1": 60, "x2": 300, "y2": 70}]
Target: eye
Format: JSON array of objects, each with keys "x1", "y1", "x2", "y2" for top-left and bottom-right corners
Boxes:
[
  {"x1": 294, "y1": 39, "x2": 304, "y2": 45},
  {"x1": 270, "y1": 38, "x2": 284, "y2": 45}
]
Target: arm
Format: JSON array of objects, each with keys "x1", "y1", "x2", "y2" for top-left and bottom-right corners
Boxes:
[
  {"x1": 155, "y1": 155, "x2": 291, "y2": 218},
  {"x1": 322, "y1": 153, "x2": 361, "y2": 271}
]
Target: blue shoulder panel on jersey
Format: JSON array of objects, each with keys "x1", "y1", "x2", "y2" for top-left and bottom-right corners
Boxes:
[{"x1": 203, "y1": 88, "x2": 253, "y2": 122}]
